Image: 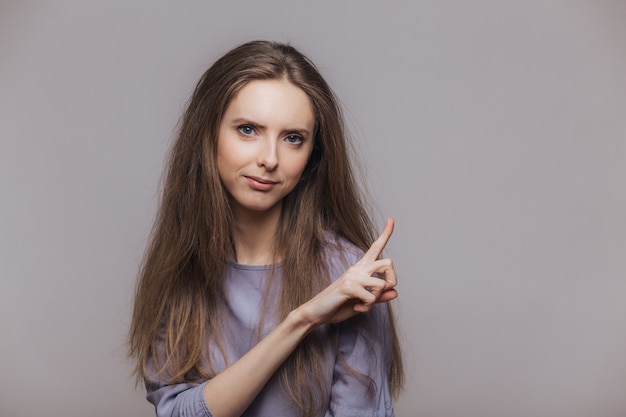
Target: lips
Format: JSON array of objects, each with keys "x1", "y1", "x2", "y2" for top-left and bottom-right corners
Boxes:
[{"x1": 244, "y1": 176, "x2": 279, "y2": 191}]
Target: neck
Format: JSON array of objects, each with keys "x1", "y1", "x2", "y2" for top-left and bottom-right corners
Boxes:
[{"x1": 230, "y1": 203, "x2": 282, "y2": 265}]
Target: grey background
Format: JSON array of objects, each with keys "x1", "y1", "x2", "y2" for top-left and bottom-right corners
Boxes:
[{"x1": 1, "y1": 1, "x2": 625, "y2": 417}]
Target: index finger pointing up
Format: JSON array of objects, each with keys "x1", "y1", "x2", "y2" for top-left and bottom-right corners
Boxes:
[{"x1": 360, "y1": 218, "x2": 394, "y2": 263}]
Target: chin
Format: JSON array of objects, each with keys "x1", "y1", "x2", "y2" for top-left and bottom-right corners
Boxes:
[{"x1": 233, "y1": 198, "x2": 283, "y2": 215}]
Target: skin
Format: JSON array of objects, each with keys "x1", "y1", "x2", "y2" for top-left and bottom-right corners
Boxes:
[
  {"x1": 217, "y1": 79, "x2": 315, "y2": 265},
  {"x1": 205, "y1": 79, "x2": 398, "y2": 417}
]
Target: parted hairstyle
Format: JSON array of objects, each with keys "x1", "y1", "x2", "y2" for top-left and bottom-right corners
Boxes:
[{"x1": 128, "y1": 40, "x2": 404, "y2": 416}]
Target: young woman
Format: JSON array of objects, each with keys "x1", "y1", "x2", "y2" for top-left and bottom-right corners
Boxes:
[{"x1": 129, "y1": 40, "x2": 404, "y2": 417}]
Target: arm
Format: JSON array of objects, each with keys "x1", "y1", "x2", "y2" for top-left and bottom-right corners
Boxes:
[
  {"x1": 149, "y1": 219, "x2": 398, "y2": 417},
  {"x1": 201, "y1": 307, "x2": 315, "y2": 417},
  {"x1": 145, "y1": 312, "x2": 315, "y2": 417}
]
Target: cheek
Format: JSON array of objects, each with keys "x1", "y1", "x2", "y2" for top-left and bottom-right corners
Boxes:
[
  {"x1": 216, "y1": 138, "x2": 240, "y2": 175},
  {"x1": 288, "y1": 152, "x2": 313, "y2": 180}
]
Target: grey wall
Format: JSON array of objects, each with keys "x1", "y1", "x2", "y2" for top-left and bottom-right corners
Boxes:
[{"x1": 1, "y1": 1, "x2": 625, "y2": 417}]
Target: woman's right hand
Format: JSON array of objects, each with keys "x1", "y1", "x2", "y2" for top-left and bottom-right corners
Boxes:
[{"x1": 296, "y1": 218, "x2": 398, "y2": 326}]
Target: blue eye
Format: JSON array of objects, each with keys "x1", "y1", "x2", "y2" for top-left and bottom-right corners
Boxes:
[
  {"x1": 238, "y1": 125, "x2": 255, "y2": 135},
  {"x1": 285, "y1": 134, "x2": 303, "y2": 144}
]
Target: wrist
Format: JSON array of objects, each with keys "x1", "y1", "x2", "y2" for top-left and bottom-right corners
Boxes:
[{"x1": 288, "y1": 306, "x2": 317, "y2": 333}]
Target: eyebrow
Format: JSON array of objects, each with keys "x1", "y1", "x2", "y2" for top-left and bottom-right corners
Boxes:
[{"x1": 230, "y1": 117, "x2": 312, "y2": 137}]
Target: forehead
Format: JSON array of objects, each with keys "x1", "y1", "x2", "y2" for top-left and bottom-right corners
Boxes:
[{"x1": 223, "y1": 79, "x2": 315, "y2": 129}]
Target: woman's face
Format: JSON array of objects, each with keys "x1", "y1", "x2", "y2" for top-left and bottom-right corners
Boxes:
[{"x1": 217, "y1": 79, "x2": 315, "y2": 218}]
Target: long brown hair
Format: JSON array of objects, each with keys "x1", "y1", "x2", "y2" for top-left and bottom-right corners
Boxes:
[{"x1": 129, "y1": 40, "x2": 404, "y2": 415}]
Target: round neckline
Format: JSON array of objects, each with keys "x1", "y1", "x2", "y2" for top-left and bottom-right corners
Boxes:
[{"x1": 228, "y1": 261, "x2": 283, "y2": 271}]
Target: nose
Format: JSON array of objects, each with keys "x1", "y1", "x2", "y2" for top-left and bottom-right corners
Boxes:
[{"x1": 257, "y1": 139, "x2": 278, "y2": 171}]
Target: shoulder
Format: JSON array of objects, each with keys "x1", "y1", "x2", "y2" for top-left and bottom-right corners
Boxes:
[{"x1": 320, "y1": 231, "x2": 364, "y2": 280}]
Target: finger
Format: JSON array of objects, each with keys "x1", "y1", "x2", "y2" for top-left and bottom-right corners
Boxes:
[
  {"x1": 360, "y1": 218, "x2": 394, "y2": 263},
  {"x1": 354, "y1": 289, "x2": 398, "y2": 312},
  {"x1": 364, "y1": 258, "x2": 397, "y2": 287},
  {"x1": 379, "y1": 261, "x2": 397, "y2": 288},
  {"x1": 352, "y1": 286, "x2": 378, "y2": 306},
  {"x1": 346, "y1": 263, "x2": 395, "y2": 291},
  {"x1": 362, "y1": 273, "x2": 395, "y2": 297},
  {"x1": 376, "y1": 288, "x2": 398, "y2": 303},
  {"x1": 336, "y1": 273, "x2": 381, "y2": 302}
]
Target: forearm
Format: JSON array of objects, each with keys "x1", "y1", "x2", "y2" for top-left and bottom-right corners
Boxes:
[{"x1": 203, "y1": 308, "x2": 314, "y2": 417}]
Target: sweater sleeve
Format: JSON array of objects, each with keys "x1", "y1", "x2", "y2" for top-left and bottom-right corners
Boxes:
[
  {"x1": 143, "y1": 328, "x2": 214, "y2": 417},
  {"x1": 324, "y1": 302, "x2": 396, "y2": 417},
  {"x1": 145, "y1": 379, "x2": 213, "y2": 417}
]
